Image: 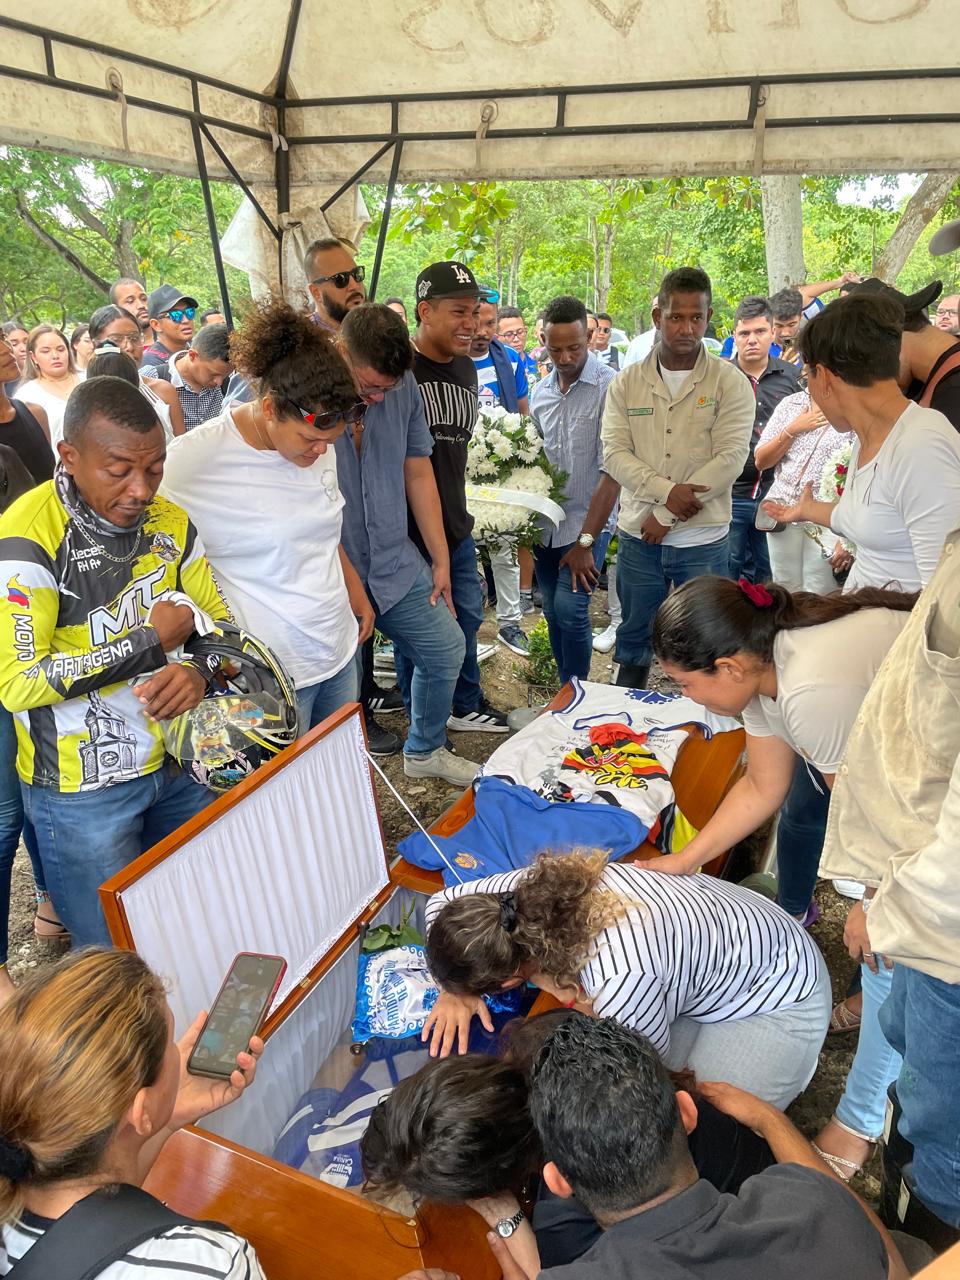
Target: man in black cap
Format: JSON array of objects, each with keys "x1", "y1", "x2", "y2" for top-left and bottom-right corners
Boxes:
[
  {"x1": 411, "y1": 261, "x2": 508, "y2": 735},
  {"x1": 851, "y1": 278, "x2": 960, "y2": 432},
  {"x1": 141, "y1": 285, "x2": 198, "y2": 372}
]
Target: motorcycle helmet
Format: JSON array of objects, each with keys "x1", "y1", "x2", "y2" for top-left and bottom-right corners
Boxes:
[{"x1": 162, "y1": 621, "x2": 300, "y2": 792}]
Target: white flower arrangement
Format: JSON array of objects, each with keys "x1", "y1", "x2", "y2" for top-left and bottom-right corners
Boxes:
[
  {"x1": 466, "y1": 407, "x2": 567, "y2": 554},
  {"x1": 817, "y1": 441, "x2": 853, "y2": 502}
]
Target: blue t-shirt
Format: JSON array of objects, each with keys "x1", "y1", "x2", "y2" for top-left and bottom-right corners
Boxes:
[{"x1": 473, "y1": 345, "x2": 529, "y2": 409}]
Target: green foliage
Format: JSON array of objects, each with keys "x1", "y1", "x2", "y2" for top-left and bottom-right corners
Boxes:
[
  {"x1": 360, "y1": 899, "x2": 423, "y2": 953},
  {"x1": 0, "y1": 147, "x2": 250, "y2": 327},
  {"x1": 514, "y1": 618, "x2": 560, "y2": 696}
]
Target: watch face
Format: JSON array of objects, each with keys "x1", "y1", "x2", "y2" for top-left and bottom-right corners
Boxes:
[{"x1": 497, "y1": 1221, "x2": 514, "y2": 1238}]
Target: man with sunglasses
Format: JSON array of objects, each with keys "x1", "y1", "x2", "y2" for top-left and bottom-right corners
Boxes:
[
  {"x1": 593, "y1": 313, "x2": 621, "y2": 370},
  {"x1": 141, "y1": 285, "x2": 198, "y2": 372},
  {"x1": 304, "y1": 238, "x2": 368, "y2": 331}
]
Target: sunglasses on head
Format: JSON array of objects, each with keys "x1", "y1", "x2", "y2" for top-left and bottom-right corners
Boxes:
[
  {"x1": 162, "y1": 307, "x2": 197, "y2": 323},
  {"x1": 311, "y1": 266, "x2": 366, "y2": 290},
  {"x1": 296, "y1": 400, "x2": 367, "y2": 429}
]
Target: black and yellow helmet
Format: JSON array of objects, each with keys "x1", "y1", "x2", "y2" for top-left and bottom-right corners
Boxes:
[{"x1": 162, "y1": 622, "x2": 300, "y2": 792}]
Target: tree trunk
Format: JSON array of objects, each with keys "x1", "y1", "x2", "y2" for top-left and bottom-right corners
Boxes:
[
  {"x1": 588, "y1": 215, "x2": 600, "y2": 311},
  {"x1": 597, "y1": 220, "x2": 614, "y2": 313},
  {"x1": 874, "y1": 172, "x2": 960, "y2": 283},
  {"x1": 508, "y1": 238, "x2": 523, "y2": 306},
  {"x1": 761, "y1": 174, "x2": 806, "y2": 291}
]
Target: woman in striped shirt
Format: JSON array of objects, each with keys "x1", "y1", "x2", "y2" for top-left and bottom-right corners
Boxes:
[
  {"x1": 0, "y1": 950, "x2": 265, "y2": 1279},
  {"x1": 423, "y1": 850, "x2": 830, "y2": 1108}
]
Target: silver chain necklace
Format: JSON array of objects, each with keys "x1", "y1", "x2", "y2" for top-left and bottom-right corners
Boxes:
[{"x1": 72, "y1": 517, "x2": 144, "y2": 565}]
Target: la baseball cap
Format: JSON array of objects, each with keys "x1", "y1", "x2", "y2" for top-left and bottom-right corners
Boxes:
[
  {"x1": 848, "y1": 277, "x2": 942, "y2": 315},
  {"x1": 147, "y1": 284, "x2": 199, "y2": 318},
  {"x1": 930, "y1": 218, "x2": 960, "y2": 257},
  {"x1": 415, "y1": 261, "x2": 498, "y2": 304}
]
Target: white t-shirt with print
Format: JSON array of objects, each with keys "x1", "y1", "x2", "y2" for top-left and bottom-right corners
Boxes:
[
  {"x1": 160, "y1": 408, "x2": 358, "y2": 688},
  {"x1": 741, "y1": 609, "x2": 909, "y2": 774}
]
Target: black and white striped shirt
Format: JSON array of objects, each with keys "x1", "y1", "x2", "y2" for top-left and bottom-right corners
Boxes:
[
  {"x1": 1, "y1": 1214, "x2": 265, "y2": 1279},
  {"x1": 425, "y1": 863, "x2": 821, "y2": 1056}
]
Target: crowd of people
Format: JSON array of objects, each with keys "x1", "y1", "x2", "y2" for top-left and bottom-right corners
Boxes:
[{"x1": 1, "y1": 216, "x2": 960, "y2": 1278}]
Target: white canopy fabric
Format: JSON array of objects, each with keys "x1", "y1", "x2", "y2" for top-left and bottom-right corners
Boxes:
[{"x1": 2, "y1": 0, "x2": 959, "y2": 188}]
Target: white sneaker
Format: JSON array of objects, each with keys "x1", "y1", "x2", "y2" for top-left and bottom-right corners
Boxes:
[
  {"x1": 476, "y1": 642, "x2": 498, "y2": 663},
  {"x1": 832, "y1": 879, "x2": 866, "y2": 901},
  {"x1": 592, "y1": 624, "x2": 617, "y2": 653},
  {"x1": 403, "y1": 746, "x2": 480, "y2": 787}
]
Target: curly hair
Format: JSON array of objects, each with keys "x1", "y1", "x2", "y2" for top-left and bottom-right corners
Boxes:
[
  {"x1": 425, "y1": 850, "x2": 626, "y2": 996},
  {"x1": 229, "y1": 299, "x2": 358, "y2": 421}
]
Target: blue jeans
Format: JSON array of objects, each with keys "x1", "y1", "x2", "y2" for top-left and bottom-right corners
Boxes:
[
  {"x1": 22, "y1": 764, "x2": 216, "y2": 948},
  {"x1": 534, "y1": 534, "x2": 611, "y2": 685},
  {"x1": 880, "y1": 965, "x2": 960, "y2": 1226},
  {"x1": 835, "y1": 963, "x2": 902, "y2": 1140},
  {"x1": 0, "y1": 709, "x2": 45, "y2": 966},
  {"x1": 380, "y1": 564, "x2": 467, "y2": 756},
  {"x1": 296, "y1": 654, "x2": 360, "y2": 732},
  {"x1": 728, "y1": 495, "x2": 771, "y2": 583},
  {"x1": 776, "y1": 758, "x2": 830, "y2": 918},
  {"x1": 615, "y1": 531, "x2": 730, "y2": 668}
]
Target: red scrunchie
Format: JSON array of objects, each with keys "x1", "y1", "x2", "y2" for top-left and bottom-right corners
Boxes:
[{"x1": 738, "y1": 578, "x2": 774, "y2": 607}]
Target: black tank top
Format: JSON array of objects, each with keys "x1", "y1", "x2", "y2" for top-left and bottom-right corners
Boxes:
[{"x1": 0, "y1": 400, "x2": 55, "y2": 485}]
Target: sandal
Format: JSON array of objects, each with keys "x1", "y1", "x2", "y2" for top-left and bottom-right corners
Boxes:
[
  {"x1": 828, "y1": 997, "x2": 863, "y2": 1036},
  {"x1": 33, "y1": 910, "x2": 70, "y2": 942},
  {"x1": 813, "y1": 1116, "x2": 877, "y2": 1182}
]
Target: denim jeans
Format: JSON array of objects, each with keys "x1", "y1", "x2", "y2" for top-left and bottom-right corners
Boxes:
[
  {"x1": 728, "y1": 495, "x2": 772, "y2": 584},
  {"x1": 295, "y1": 653, "x2": 360, "y2": 733},
  {"x1": 430, "y1": 533, "x2": 485, "y2": 716},
  {"x1": 380, "y1": 563, "x2": 467, "y2": 756},
  {"x1": 615, "y1": 531, "x2": 730, "y2": 668},
  {"x1": 776, "y1": 758, "x2": 830, "y2": 918},
  {"x1": 0, "y1": 709, "x2": 45, "y2": 967},
  {"x1": 880, "y1": 964, "x2": 960, "y2": 1226},
  {"x1": 22, "y1": 764, "x2": 216, "y2": 948},
  {"x1": 835, "y1": 963, "x2": 902, "y2": 1140},
  {"x1": 534, "y1": 534, "x2": 611, "y2": 685}
]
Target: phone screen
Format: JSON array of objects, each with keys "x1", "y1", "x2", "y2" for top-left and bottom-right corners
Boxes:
[{"x1": 187, "y1": 952, "x2": 286, "y2": 1079}]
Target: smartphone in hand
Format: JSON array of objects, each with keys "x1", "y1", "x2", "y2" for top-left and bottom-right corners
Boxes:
[{"x1": 187, "y1": 952, "x2": 286, "y2": 1080}]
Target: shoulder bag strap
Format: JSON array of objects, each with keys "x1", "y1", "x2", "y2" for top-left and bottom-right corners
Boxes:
[
  {"x1": 10, "y1": 1183, "x2": 224, "y2": 1280},
  {"x1": 918, "y1": 347, "x2": 960, "y2": 408}
]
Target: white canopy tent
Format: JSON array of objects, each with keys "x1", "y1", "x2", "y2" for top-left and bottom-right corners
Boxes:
[{"x1": 2, "y1": 0, "x2": 958, "y2": 310}]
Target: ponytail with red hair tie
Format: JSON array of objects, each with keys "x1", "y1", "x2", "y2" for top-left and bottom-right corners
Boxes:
[{"x1": 738, "y1": 578, "x2": 774, "y2": 607}]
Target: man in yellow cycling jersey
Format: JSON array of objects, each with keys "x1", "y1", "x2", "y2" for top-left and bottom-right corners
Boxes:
[{"x1": 0, "y1": 376, "x2": 230, "y2": 946}]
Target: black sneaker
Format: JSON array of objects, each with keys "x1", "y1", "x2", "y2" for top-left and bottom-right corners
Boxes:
[
  {"x1": 519, "y1": 589, "x2": 535, "y2": 616},
  {"x1": 363, "y1": 709, "x2": 402, "y2": 756},
  {"x1": 532, "y1": 585, "x2": 543, "y2": 609},
  {"x1": 497, "y1": 624, "x2": 529, "y2": 656},
  {"x1": 367, "y1": 684, "x2": 405, "y2": 714},
  {"x1": 446, "y1": 698, "x2": 510, "y2": 734}
]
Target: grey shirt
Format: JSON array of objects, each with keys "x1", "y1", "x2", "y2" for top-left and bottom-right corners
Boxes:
[
  {"x1": 529, "y1": 352, "x2": 617, "y2": 548},
  {"x1": 335, "y1": 371, "x2": 434, "y2": 615},
  {"x1": 542, "y1": 1166, "x2": 887, "y2": 1280}
]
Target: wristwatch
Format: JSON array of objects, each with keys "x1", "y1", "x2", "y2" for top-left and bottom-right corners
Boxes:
[
  {"x1": 577, "y1": 532, "x2": 595, "y2": 548},
  {"x1": 496, "y1": 1207, "x2": 526, "y2": 1238}
]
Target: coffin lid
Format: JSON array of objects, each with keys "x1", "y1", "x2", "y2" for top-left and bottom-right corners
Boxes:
[{"x1": 99, "y1": 704, "x2": 394, "y2": 1037}]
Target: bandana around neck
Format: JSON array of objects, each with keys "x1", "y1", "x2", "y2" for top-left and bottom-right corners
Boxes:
[{"x1": 54, "y1": 461, "x2": 148, "y2": 540}]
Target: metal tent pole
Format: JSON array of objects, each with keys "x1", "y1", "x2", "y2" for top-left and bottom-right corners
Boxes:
[
  {"x1": 274, "y1": 0, "x2": 303, "y2": 295},
  {"x1": 192, "y1": 119, "x2": 233, "y2": 327},
  {"x1": 369, "y1": 140, "x2": 403, "y2": 302}
]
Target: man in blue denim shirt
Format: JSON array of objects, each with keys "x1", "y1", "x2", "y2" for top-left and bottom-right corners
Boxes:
[{"x1": 338, "y1": 305, "x2": 479, "y2": 787}]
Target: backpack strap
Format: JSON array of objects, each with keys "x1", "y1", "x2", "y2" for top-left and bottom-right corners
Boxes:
[
  {"x1": 918, "y1": 347, "x2": 960, "y2": 408},
  {"x1": 10, "y1": 1183, "x2": 225, "y2": 1280}
]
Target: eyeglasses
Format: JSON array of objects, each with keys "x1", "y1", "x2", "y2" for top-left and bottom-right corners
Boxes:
[
  {"x1": 97, "y1": 333, "x2": 141, "y2": 349},
  {"x1": 310, "y1": 266, "x2": 366, "y2": 290},
  {"x1": 357, "y1": 375, "x2": 403, "y2": 399},
  {"x1": 296, "y1": 400, "x2": 367, "y2": 429},
  {"x1": 937, "y1": 307, "x2": 959, "y2": 318},
  {"x1": 161, "y1": 307, "x2": 197, "y2": 323},
  {"x1": 499, "y1": 328, "x2": 525, "y2": 340}
]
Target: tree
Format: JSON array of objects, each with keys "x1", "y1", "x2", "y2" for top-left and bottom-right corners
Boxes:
[
  {"x1": 761, "y1": 175, "x2": 806, "y2": 292},
  {"x1": 874, "y1": 172, "x2": 960, "y2": 282}
]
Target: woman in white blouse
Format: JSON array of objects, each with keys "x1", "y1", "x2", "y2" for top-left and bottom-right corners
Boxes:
[
  {"x1": 754, "y1": 390, "x2": 853, "y2": 593},
  {"x1": 763, "y1": 292, "x2": 960, "y2": 592},
  {"x1": 15, "y1": 325, "x2": 84, "y2": 449}
]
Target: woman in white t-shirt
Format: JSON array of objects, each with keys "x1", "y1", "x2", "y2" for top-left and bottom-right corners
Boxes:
[
  {"x1": 763, "y1": 291, "x2": 960, "y2": 593},
  {"x1": 161, "y1": 300, "x2": 373, "y2": 732},
  {"x1": 15, "y1": 324, "x2": 84, "y2": 450},
  {"x1": 0, "y1": 949, "x2": 264, "y2": 1279},
  {"x1": 649, "y1": 574, "x2": 916, "y2": 1183}
]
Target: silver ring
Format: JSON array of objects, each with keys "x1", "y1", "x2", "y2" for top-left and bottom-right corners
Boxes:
[{"x1": 863, "y1": 951, "x2": 874, "y2": 957}]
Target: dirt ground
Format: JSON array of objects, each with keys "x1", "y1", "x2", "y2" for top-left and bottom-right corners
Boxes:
[{"x1": 4, "y1": 581, "x2": 876, "y2": 1195}]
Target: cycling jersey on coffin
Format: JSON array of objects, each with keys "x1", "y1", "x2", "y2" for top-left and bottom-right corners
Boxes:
[{"x1": 0, "y1": 477, "x2": 229, "y2": 792}]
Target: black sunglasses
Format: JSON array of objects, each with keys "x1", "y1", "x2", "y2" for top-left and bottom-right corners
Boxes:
[
  {"x1": 310, "y1": 266, "x2": 366, "y2": 290},
  {"x1": 296, "y1": 400, "x2": 367, "y2": 429}
]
